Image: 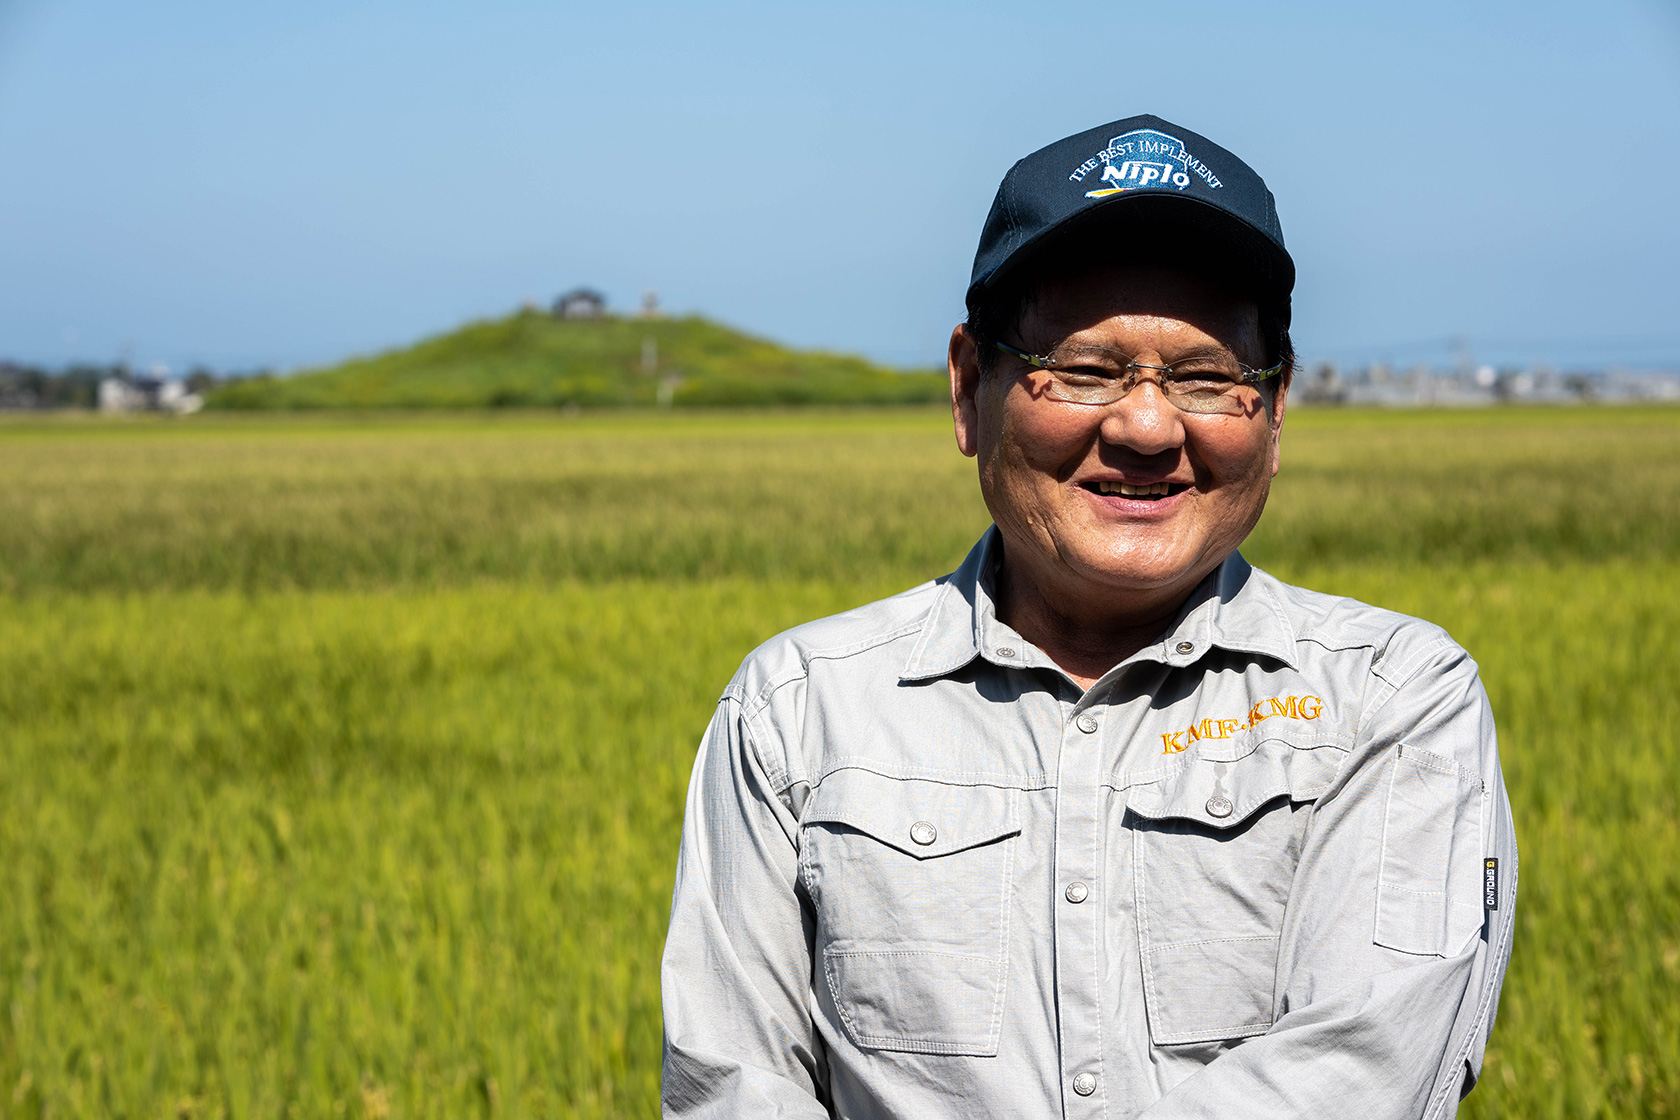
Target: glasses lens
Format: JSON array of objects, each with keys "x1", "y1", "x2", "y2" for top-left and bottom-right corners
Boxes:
[
  {"x1": 1163, "y1": 385, "x2": 1245, "y2": 415},
  {"x1": 1026, "y1": 347, "x2": 1258, "y2": 414},
  {"x1": 1033, "y1": 346, "x2": 1130, "y2": 404},
  {"x1": 1161, "y1": 357, "x2": 1248, "y2": 415},
  {"x1": 1042, "y1": 373, "x2": 1123, "y2": 404}
]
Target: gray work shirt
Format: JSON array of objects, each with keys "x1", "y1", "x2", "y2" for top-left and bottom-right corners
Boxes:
[{"x1": 662, "y1": 530, "x2": 1518, "y2": 1119}]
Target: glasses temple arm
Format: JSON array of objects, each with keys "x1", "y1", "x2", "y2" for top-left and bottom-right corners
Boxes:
[{"x1": 991, "y1": 340, "x2": 1055, "y2": 369}]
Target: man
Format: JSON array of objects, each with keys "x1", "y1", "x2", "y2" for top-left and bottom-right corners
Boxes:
[{"x1": 661, "y1": 113, "x2": 1517, "y2": 1119}]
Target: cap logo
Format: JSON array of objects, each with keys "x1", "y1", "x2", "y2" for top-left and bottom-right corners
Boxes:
[{"x1": 1067, "y1": 128, "x2": 1224, "y2": 199}]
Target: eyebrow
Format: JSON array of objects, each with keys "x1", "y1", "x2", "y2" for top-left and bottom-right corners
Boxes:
[{"x1": 1010, "y1": 340, "x2": 1244, "y2": 364}]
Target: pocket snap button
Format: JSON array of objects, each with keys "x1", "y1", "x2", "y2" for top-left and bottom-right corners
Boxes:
[
  {"x1": 1064, "y1": 881, "x2": 1089, "y2": 904},
  {"x1": 909, "y1": 820, "x2": 938, "y2": 846},
  {"x1": 1176, "y1": 641, "x2": 1195, "y2": 655},
  {"x1": 1072, "y1": 1072, "x2": 1097, "y2": 1096},
  {"x1": 1205, "y1": 795, "x2": 1234, "y2": 819}
]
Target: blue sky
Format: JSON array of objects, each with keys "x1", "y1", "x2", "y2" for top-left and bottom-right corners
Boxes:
[{"x1": 2, "y1": 0, "x2": 1678, "y2": 374}]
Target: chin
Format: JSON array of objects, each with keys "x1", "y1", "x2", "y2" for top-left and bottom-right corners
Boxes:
[
  {"x1": 1069, "y1": 535, "x2": 1230, "y2": 594},
  {"x1": 1076, "y1": 556, "x2": 1201, "y2": 596}
]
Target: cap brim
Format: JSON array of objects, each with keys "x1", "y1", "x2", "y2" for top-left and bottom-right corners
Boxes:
[{"x1": 968, "y1": 191, "x2": 1295, "y2": 320}]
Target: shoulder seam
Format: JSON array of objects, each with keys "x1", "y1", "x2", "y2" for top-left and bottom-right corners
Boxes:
[
  {"x1": 724, "y1": 688, "x2": 797, "y2": 797},
  {"x1": 1294, "y1": 625, "x2": 1382, "y2": 655},
  {"x1": 735, "y1": 664, "x2": 808, "y2": 722},
  {"x1": 1358, "y1": 632, "x2": 1466, "y2": 738},
  {"x1": 733, "y1": 611, "x2": 934, "y2": 718},
  {"x1": 804, "y1": 616, "x2": 930, "y2": 666},
  {"x1": 1371, "y1": 631, "x2": 1461, "y2": 693}
]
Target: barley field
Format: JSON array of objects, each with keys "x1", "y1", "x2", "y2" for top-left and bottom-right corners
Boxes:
[{"x1": 1, "y1": 406, "x2": 1677, "y2": 1118}]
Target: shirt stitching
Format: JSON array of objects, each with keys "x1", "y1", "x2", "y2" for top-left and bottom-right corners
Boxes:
[
  {"x1": 1371, "y1": 632, "x2": 1460, "y2": 693},
  {"x1": 806, "y1": 616, "x2": 933, "y2": 667},
  {"x1": 988, "y1": 816, "x2": 1016, "y2": 1053},
  {"x1": 1424, "y1": 861, "x2": 1519, "y2": 1120},
  {"x1": 821, "y1": 950, "x2": 1007, "y2": 1054},
  {"x1": 1142, "y1": 933, "x2": 1279, "y2": 951},
  {"x1": 737, "y1": 694, "x2": 794, "y2": 797},
  {"x1": 901, "y1": 580, "x2": 971, "y2": 678},
  {"x1": 825, "y1": 948, "x2": 998, "y2": 962},
  {"x1": 816, "y1": 757, "x2": 1053, "y2": 789},
  {"x1": 1091, "y1": 774, "x2": 1109, "y2": 1120},
  {"x1": 1133, "y1": 825, "x2": 1157, "y2": 1038}
]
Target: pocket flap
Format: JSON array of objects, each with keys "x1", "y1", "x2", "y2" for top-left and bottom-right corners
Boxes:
[
  {"x1": 805, "y1": 768, "x2": 1020, "y2": 859},
  {"x1": 1127, "y1": 732, "x2": 1345, "y2": 830}
]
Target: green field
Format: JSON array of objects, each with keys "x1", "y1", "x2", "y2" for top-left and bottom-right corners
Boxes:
[{"x1": 2, "y1": 406, "x2": 1677, "y2": 1117}]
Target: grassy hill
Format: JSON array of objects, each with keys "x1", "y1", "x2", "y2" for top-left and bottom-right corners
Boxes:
[{"x1": 207, "y1": 310, "x2": 949, "y2": 409}]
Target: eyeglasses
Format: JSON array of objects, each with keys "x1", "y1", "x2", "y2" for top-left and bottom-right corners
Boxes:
[{"x1": 993, "y1": 340, "x2": 1283, "y2": 416}]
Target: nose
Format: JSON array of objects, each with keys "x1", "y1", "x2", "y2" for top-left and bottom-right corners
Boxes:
[{"x1": 1096, "y1": 376, "x2": 1186, "y2": 456}]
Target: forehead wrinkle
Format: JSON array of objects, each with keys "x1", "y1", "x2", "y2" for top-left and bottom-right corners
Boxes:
[
  {"x1": 1022, "y1": 263, "x2": 1260, "y2": 362},
  {"x1": 1052, "y1": 314, "x2": 1232, "y2": 360}
]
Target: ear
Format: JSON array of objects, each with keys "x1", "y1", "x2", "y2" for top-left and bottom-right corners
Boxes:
[
  {"x1": 950, "y1": 325, "x2": 983, "y2": 459},
  {"x1": 1267, "y1": 379, "x2": 1289, "y2": 477}
]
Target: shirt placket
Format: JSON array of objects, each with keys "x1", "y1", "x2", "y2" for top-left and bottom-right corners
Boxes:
[{"x1": 1054, "y1": 690, "x2": 1107, "y2": 1118}]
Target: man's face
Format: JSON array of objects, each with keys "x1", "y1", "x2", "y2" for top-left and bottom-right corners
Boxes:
[{"x1": 950, "y1": 263, "x2": 1287, "y2": 617}]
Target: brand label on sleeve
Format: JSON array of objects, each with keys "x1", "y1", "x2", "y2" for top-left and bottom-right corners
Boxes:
[{"x1": 1483, "y1": 858, "x2": 1499, "y2": 910}]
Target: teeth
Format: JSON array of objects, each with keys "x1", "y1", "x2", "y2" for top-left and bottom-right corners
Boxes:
[{"x1": 1097, "y1": 481, "x2": 1173, "y2": 496}]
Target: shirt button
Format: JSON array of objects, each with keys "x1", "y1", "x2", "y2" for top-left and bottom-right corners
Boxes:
[
  {"x1": 1076, "y1": 713, "x2": 1099, "y2": 733},
  {"x1": 1176, "y1": 641, "x2": 1195, "y2": 655},
  {"x1": 995, "y1": 646, "x2": 1016, "y2": 658},
  {"x1": 909, "y1": 821, "x2": 938, "y2": 846},
  {"x1": 1064, "y1": 881, "x2": 1089, "y2": 904},
  {"x1": 1072, "y1": 1072, "x2": 1097, "y2": 1096},
  {"x1": 1205, "y1": 795, "x2": 1234, "y2": 819}
]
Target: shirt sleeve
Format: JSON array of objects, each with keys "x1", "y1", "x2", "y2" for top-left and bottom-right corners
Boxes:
[
  {"x1": 1139, "y1": 638, "x2": 1519, "y2": 1120},
  {"x1": 661, "y1": 691, "x2": 831, "y2": 1119}
]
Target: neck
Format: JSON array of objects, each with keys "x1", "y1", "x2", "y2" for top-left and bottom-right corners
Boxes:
[{"x1": 994, "y1": 557, "x2": 1197, "y2": 691}]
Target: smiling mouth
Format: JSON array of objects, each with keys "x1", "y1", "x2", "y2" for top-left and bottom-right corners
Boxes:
[{"x1": 1082, "y1": 480, "x2": 1191, "y2": 501}]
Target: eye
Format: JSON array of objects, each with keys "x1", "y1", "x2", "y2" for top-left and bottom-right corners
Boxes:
[
  {"x1": 1165, "y1": 360, "x2": 1243, "y2": 390},
  {"x1": 1054, "y1": 366, "x2": 1118, "y2": 387},
  {"x1": 1166, "y1": 375, "x2": 1238, "y2": 393}
]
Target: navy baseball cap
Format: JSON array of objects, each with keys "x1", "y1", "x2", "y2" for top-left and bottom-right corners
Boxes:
[{"x1": 967, "y1": 114, "x2": 1294, "y2": 324}]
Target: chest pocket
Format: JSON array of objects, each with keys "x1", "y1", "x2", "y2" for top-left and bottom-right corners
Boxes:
[
  {"x1": 800, "y1": 768, "x2": 1021, "y2": 1056},
  {"x1": 1126, "y1": 731, "x2": 1345, "y2": 1046}
]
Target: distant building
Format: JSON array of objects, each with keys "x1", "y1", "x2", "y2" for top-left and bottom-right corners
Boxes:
[
  {"x1": 553, "y1": 288, "x2": 607, "y2": 319},
  {"x1": 98, "y1": 374, "x2": 203, "y2": 414},
  {"x1": 1294, "y1": 361, "x2": 1347, "y2": 406}
]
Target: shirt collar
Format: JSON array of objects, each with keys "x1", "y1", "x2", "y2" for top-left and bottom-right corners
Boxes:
[
  {"x1": 899, "y1": 529, "x2": 1299, "y2": 683},
  {"x1": 899, "y1": 528, "x2": 1002, "y2": 682},
  {"x1": 1146, "y1": 551, "x2": 1300, "y2": 670}
]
